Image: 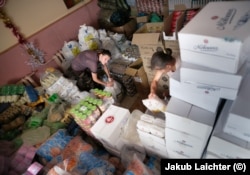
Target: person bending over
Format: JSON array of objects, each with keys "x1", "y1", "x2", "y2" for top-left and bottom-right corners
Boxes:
[
  {"x1": 148, "y1": 48, "x2": 176, "y2": 99},
  {"x1": 70, "y1": 49, "x2": 114, "y2": 88}
]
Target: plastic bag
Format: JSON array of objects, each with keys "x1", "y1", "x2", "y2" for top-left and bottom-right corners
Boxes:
[
  {"x1": 40, "y1": 68, "x2": 63, "y2": 89},
  {"x1": 61, "y1": 40, "x2": 80, "y2": 60},
  {"x1": 53, "y1": 166, "x2": 72, "y2": 175},
  {"x1": 123, "y1": 154, "x2": 153, "y2": 175},
  {"x1": 121, "y1": 145, "x2": 146, "y2": 168},
  {"x1": 21, "y1": 126, "x2": 51, "y2": 146},
  {"x1": 104, "y1": 80, "x2": 123, "y2": 103},
  {"x1": 78, "y1": 24, "x2": 100, "y2": 51},
  {"x1": 47, "y1": 103, "x2": 67, "y2": 122},
  {"x1": 121, "y1": 109, "x2": 143, "y2": 143},
  {"x1": 100, "y1": 37, "x2": 121, "y2": 59},
  {"x1": 142, "y1": 95, "x2": 168, "y2": 113},
  {"x1": 98, "y1": 29, "x2": 108, "y2": 40}
]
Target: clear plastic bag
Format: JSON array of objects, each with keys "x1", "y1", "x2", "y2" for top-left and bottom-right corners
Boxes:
[
  {"x1": 123, "y1": 154, "x2": 153, "y2": 175},
  {"x1": 142, "y1": 95, "x2": 168, "y2": 113},
  {"x1": 47, "y1": 103, "x2": 67, "y2": 123},
  {"x1": 104, "y1": 80, "x2": 123, "y2": 103}
]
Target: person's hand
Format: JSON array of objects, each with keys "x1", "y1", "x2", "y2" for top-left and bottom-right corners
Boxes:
[
  {"x1": 105, "y1": 81, "x2": 114, "y2": 87},
  {"x1": 148, "y1": 92, "x2": 156, "y2": 99},
  {"x1": 108, "y1": 77, "x2": 113, "y2": 82}
]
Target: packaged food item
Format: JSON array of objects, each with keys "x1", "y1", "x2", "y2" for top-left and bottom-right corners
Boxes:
[{"x1": 142, "y1": 95, "x2": 168, "y2": 113}]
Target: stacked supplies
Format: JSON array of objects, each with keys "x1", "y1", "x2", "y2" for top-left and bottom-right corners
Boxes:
[
  {"x1": 166, "y1": 1, "x2": 250, "y2": 158},
  {"x1": 136, "y1": 112, "x2": 167, "y2": 158},
  {"x1": 204, "y1": 65, "x2": 250, "y2": 158}
]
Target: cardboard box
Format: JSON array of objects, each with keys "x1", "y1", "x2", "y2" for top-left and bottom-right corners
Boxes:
[
  {"x1": 102, "y1": 137, "x2": 126, "y2": 157},
  {"x1": 163, "y1": 4, "x2": 186, "y2": 41},
  {"x1": 111, "y1": 18, "x2": 137, "y2": 40},
  {"x1": 206, "y1": 100, "x2": 250, "y2": 158},
  {"x1": 125, "y1": 58, "x2": 149, "y2": 90},
  {"x1": 170, "y1": 68, "x2": 221, "y2": 112},
  {"x1": 205, "y1": 136, "x2": 250, "y2": 159},
  {"x1": 137, "y1": 129, "x2": 168, "y2": 158},
  {"x1": 136, "y1": 15, "x2": 150, "y2": 24},
  {"x1": 132, "y1": 22, "x2": 165, "y2": 57},
  {"x1": 203, "y1": 152, "x2": 220, "y2": 159},
  {"x1": 165, "y1": 97, "x2": 216, "y2": 139},
  {"x1": 165, "y1": 127, "x2": 208, "y2": 158},
  {"x1": 90, "y1": 105, "x2": 130, "y2": 147},
  {"x1": 132, "y1": 22, "x2": 165, "y2": 88},
  {"x1": 178, "y1": 1, "x2": 250, "y2": 73},
  {"x1": 223, "y1": 68, "x2": 250, "y2": 142},
  {"x1": 180, "y1": 62, "x2": 247, "y2": 100},
  {"x1": 163, "y1": 40, "x2": 180, "y2": 58}
]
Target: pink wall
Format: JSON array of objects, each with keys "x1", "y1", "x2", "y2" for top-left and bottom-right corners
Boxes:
[{"x1": 0, "y1": 0, "x2": 100, "y2": 86}]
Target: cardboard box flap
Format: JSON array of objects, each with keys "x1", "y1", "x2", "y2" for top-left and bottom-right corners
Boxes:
[
  {"x1": 163, "y1": 6, "x2": 186, "y2": 40},
  {"x1": 130, "y1": 58, "x2": 143, "y2": 68},
  {"x1": 174, "y1": 4, "x2": 187, "y2": 11},
  {"x1": 125, "y1": 68, "x2": 137, "y2": 76},
  {"x1": 132, "y1": 22, "x2": 164, "y2": 45},
  {"x1": 125, "y1": 58, "x2": 144, "y2": 76},
  {"x1": 136, "y1": 15, "x2": 150, "y2": 23},
  {"x1": 132, "y1": 33, "x2": 161, "y2": 45},
  {"x1": 136, "y1": 22, "x2": 163, "y2": 33}
]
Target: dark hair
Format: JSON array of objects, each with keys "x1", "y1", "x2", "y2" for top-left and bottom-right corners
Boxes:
[
  {"x1": 97, "y1": 49, "x2": 111, "y2": 57},
  {"x1": 150, "y1": 48, "x2": 175, "y2": 70}
]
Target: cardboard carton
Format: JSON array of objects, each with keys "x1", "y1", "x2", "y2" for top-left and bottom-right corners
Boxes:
[
  {"x1": 205, "y1": 100, "x2": 250, "y2": 158},
  {"x1": 111, "y1": 18, "x2": 137, "y2": 40},
  {"x1": 136, "y1": 15, "x2": 150, "y2": 24},
  {"x1": 163, "y1": 4, "x2": 186, "y2": 41},
  {"x1": 165, "y1": 127, "x2": 208, "y2": 158},
  {"x1": 132, "y1": 22, "x2": 165, "y2": 57},
  {"x1": 178, "y1": 1, "x2": 250, "y2": 73},
  {"x1": 170, "y1": 68, "x2": 221, "y2": 113},
  {"x1": 132, "y1": 22, "x2": 165, "y2": 87},
  {"x1": 90, "y1": 105, "x2": 130, "y2": 148},
  {"x1": 180, "y1": 61, "x2": 247, "y2": 100},
  {"x1": 223, "y1": 67, "x2": 250, "y2": 142},
  {"x1": 125, "y1": 58, "x2": 149, "y2": 91},
  {"x1": 165, "y1": 97, "x2": 216, "y2": 139}
]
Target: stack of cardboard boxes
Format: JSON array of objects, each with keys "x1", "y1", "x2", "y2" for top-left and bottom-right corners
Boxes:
[
  {"x1": 173, "y1": 1, "x2": 250, "y2": 158},
  {"x1": 130, "y1": 1, "x2": 250, "y2": 159},
  {"x1": 136, "y1": 112, "x2": 167, "y2": 158},
  {"x1": 95, "y1": 1, "x2": 250, "y2": 159},
  {"x1": 129, "y1": 4, "x2": 199, "y2": 158},
  {"x1": 165, "y1": 97, "x2": 216, "y2": 158},
  {"x1": 205, "y1": 67, "x2": 250, "y2": 158}
]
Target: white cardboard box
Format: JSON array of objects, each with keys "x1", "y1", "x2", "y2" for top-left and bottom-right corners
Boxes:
[
  {"x1": 165, "y1": 127, "x2": 208, "y2": 158},
  {"x1": 223, "y1": 68, "x2": 250, "y2": 142},
  {"x1": 180, "y1": 62, "x2": 246, "y2": 100},
  {"x1": 137, "y1": 129, "x2": 168, "y2": 158},
  {"x1": 206, "y1": 100, "x2": 250, "y2": 158},
  {"x1": 137, "y1": 128, "x2": 165, "y2": 146},
  {"x1": 178, "y1": 1, "x2": 250, "y2": 73},
  {"x1": 90, "y1": 105, "x2": 130, "y2": 147},
  {"x1": 165, "y1": 97, "x2": 216, "y2": 139},
  {"x1": 203, "y1": 152, "x2": 220, "y2": 159},
  {"x1": 170, "y1": 68, "x2": 220, "y2": 112},
  {"x1": 102, "y1": 137, "x2": 127, "y2": 157},
  {"x1": 206, "y1": 136, "x2": 250, "y2": 159}
]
